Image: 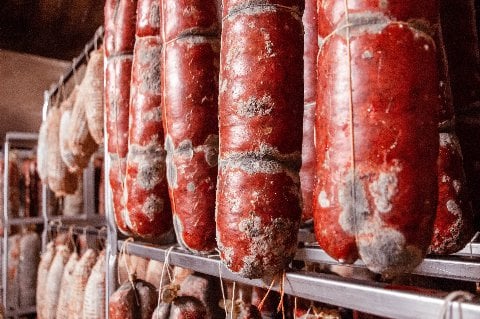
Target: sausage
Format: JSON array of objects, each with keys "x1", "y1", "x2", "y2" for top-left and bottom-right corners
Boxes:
[
  {"x1": 7, "y1": 235, "x2": 21, "y2": 310},
  {"x1": 63, "y1": 177, "x2": 84, "y2": 216},
  {"x1": 47, "y1": 106, "x2": 79, "y2": 195},
  {"x1": 68, "y1": 78, "x2": 99, "y2": 169},
  {"x1": 135, "y1": 280, "x2": 158, "y2": 319},
  {"x1": 69, "y1": 248, "x2": 98, "y2": 319},
  {"x1": 104, "y1": 0, "x2": 138, "y2": 236},
  {"x1": 145, "y1": 259, "x2": 170, "y2": 288},
  {"x1": 161, "y1": 0, "x2": 220, "y2": 254},
  {"x1": 430, "y1": 133, "x2": 475, "y2": 254},
  {"x1": 152, "y1": 296, "x2": 208, "y2": 319},
  {"x1": 59, "y1": 87, "x2": 85, "y2": 172},
  {"x1": 124, "y1": 0, "x2": 173, "y2": 243},
  {"x1": 108, "y1": 282, "x2": 136, "y2": 319},
  {"x1": 84, "y1": 47, "x2": 105, "y2": 145},
  {"x1": 83, "y1": 251, "x2": 106, "y2": 319},
  {"x1": 18, "y1": 232, "x2": 41, "y2": 308},
  {"x1": 216, "y1": 0, "x2": 304, "y2": 279},
  {"x1": 441, "y1": 0, "x2": 480, "y2": 230},
  {"x1": 299, "y1": 0, "x2": 318, "y2": 222},
  {"x1": 56, "y1": 252, "x2": 80, "y2": 319},
  {"x1": 37, "y1": 119, "x2": 49, "y2": 182},
  {"x1": 178, "y1": 273, "x2": 223, "y2": 319},
  {"x1": 313, "y1": 17, "x2": 439, "y2": 276},
  {"x1": 37, "y1": 241, "x2": 55, "y2": 319},
  {"x1": 45, "y1": 245, "x2": 71, "y2": 319}
]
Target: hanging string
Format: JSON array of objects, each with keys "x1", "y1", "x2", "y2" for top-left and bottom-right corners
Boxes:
[
  {"x1": 276, "y1": 271, "x2": 286, "y2": 319},
  {"x1": 438, "y1": 290, "x2": 474, "y2": 319},
  {"x1": 216, "y1": 253, "x2": 228, "y2": 319},
  {"x1": 230, "y1": 281, "x2": 236, "y2": 319},
  {"x1": 157, "y1": 246, "x2": 176, "y2": 307},
  {"x1": 257, "y1": 277, "x2": 276, "y2": 311}
]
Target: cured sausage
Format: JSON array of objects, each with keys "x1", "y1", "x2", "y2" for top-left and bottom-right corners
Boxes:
[
  {"x1": 161, "y1": 0, "x2": 220, "y2": 253},
  {"x1": 84, "y1": 47, "x2": 105, "y2": 145},
  {"x1": 104, "y1": 0, "x2": 138, "y2": 236},
  {"x1": 313, "y1": 8, "x2": 439, "y2": 276},
  {"x1": 83, "y1": 251, "x2": 106, "y2": 319},
  {"x1": 18, "y1": 231, "x2": 41, "y2": 308},
  {"x1": 216, "y1": 0, "x2": 304, "y2": 279},
  {"x1": 36, "y1": 241, "x2": 55, "y2": 318},
  {"x1": 44, "y1": 245, "x2": 71, "y2": 319},
  {"x1": 299, "y1": 0, "x2": 317, "y2": 222},
  {"x1": 108, "y1": 282, "x2": 136, "y2": 319},
  {"x1": 56, "y1": 252, "x2": 80, "y2": 319},
  {"x1": 124, "y1": 0, "x2": 173, "y2": 243},
  {"x1": 69, "y1": 248, "x2": 98, "y2": 319}
]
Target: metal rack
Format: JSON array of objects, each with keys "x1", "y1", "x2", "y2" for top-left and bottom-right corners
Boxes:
[{"x1": 2, "y1": 132, "x2": 41, "y2": 318}]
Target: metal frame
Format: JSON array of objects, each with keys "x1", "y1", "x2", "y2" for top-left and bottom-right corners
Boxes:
[
  {"x1": 2, "y1": 132, "x2": 40, "y2": 319},
  {"x1": 117, "y1": 240, "x2": 480, "y2": 319}
]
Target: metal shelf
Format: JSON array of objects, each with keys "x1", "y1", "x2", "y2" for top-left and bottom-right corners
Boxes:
[
  {"x1": 48, "y1": 214, "x2": 106, "y2": 227},
  {"x1": 295, "y1": 247, "x2": 480, "y2": 282},
  {"x1": 118, "y1": 240, "x2": 480, "y2": 319}
]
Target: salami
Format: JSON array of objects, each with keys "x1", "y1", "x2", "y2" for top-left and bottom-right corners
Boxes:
[
  {"x1": 124, "y1": 0, "x2": 173, "y2": 243},
  {"x1": 108, "y1": 282, "x2": 136, "y2": 319},
  {"x1": 104, "y1": 0, "x2": 138, "y2": 236},
  {"x1": 146, "y1": 259, "x2": 170, "y2": 288},
  {"x1": 36, "y1": 241, "x2": 55, "y2": 318},
  {"x1": 7, "y1": 234, "x2": 21, "y2": 310},
  {"x1": 84, "y1": 47, "x2": 105, "y2": 145},
  {"x1": 152, "y1": 296, "x2": 208, "y2": 319},
  {"x1": 69, "y1": 248, "x2": 98, "y2": 319},
  {"x1": 83, "y1": 251, "x2": 106, "y2": 319},
  {"x1": 47, "y1": 106, "x2": 79, "y2": 195},
  {"x1": 216, "y1": 0, "x2": 304, "y2": 279},
  {"x1": 59, "y1": 87, "x2": 85, "y2": 172},
  {"x1": 161, "y1": 0, "x2": 220, "y2": 253},
  {"x1": 18, "y1": 231, "x2": 41, "y2": 308},
  {"x1": 430, "y1": 133, "x2": 474, "y2": 254},
  {"x1": 68, "y1": 78, "x2": 99, "y2": 169},
  {"x1": 313, "y1": 6, "x2": 439, "y2": 276},
  {"x1": 135, "y1": 280, "x2": 157, "y2": 319},
  {"x1": 299, "y1": 0, "x2": 317, "y2": 222},
  {"x1": 0, "y1": 156, "x2": 20, "y2": 220},
  {"x1": 56, "y1": 252, "x2": 80, "y2": 319},
  {"x1": 63, "y1": 177, "x2": 84, "y2": 216},
  {"x1": 37, "y1": 119, "x2": 49, "y2": 182},
  {"x1": 179, "y1": 273, "x2": 223, "y2": 319},
  {"x1": 44, "y1": 245, "x2": 71, "y2": 319}
]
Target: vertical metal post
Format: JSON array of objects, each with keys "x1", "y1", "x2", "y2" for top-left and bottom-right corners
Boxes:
[
  {"x1": 2, "y1": 141, "x2": 9, "y2": 314},
  {"x1": 83, "y1": 159, "x2": 96, "y2": 218}
]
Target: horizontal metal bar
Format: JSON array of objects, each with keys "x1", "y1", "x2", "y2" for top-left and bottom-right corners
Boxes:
[
  {"x1": 49, "y1": 223, "x2": 107, "y2": 238},
  {"x1": 296, "y1": 247, "x2": 480, "y2": 282},
  {"x1": 119, "y1": 240, "x2": 480, "y2": 319},
  {"x1": 49, "y1": 215, "x2": 106, "y2": 227},
  {"x1": 4, "y1": 132, "x2": 38, "y2": 143},
  {"x1": 455, "y1": 243, "x2": 480, "y2": 256},
  {"x1": 8, "y1": 216, "x2": 44, "y2": 226}
]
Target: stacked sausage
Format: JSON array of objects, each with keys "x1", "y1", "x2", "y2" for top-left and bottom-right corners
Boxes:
[{"x1": 104, "y1": 0, "x2": 479, "y2": 280}]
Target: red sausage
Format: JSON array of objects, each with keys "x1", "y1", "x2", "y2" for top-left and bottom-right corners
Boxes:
[
  {"x1": 124, "y1": 0, "x2": 174, "y2": 243},
  {"x1": 300, "y1": 0, "x2": 318, "y2": 222},
  {"x1": 104, "y1": 0, "x2": 138, "y2": 236},
  {"x1": 217, "y1": 0, "x2": 304, "y2": 278},
  {"x1": 161, "y1": 0, "x2": 220, "y2": 253},
  {"x1": 314, "y1": 21, "x2": 439, "y2": 276},
  {"x1": 431, "y1": 133, "x2": 474, "y2": 254}
]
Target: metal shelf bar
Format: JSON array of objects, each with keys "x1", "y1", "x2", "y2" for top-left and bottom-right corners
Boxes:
[
  {"x1": 48, "y1": 224, "x2": 107, "y2": 238},
  {"x1": 295, "y1": 247, "x2": 480, "y2": 282},
  {"x1": 8, "y1": 217, "x2": 44, "y2": 226},
  {"x1": 48, "y1": 215, "x2": 106, "y2": 227},
  {"x1": 118, "y1": 240, "x2": 480, "y2": 319}
]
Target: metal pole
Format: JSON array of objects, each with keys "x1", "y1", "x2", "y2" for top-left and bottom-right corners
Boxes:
[{"x1": 2, "y1": 141, "x2": 9, "y2": 314}]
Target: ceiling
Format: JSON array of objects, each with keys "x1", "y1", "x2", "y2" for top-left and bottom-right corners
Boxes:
[{"x1": 0, "y1": 0, "x2": 104, "y2": 146}]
